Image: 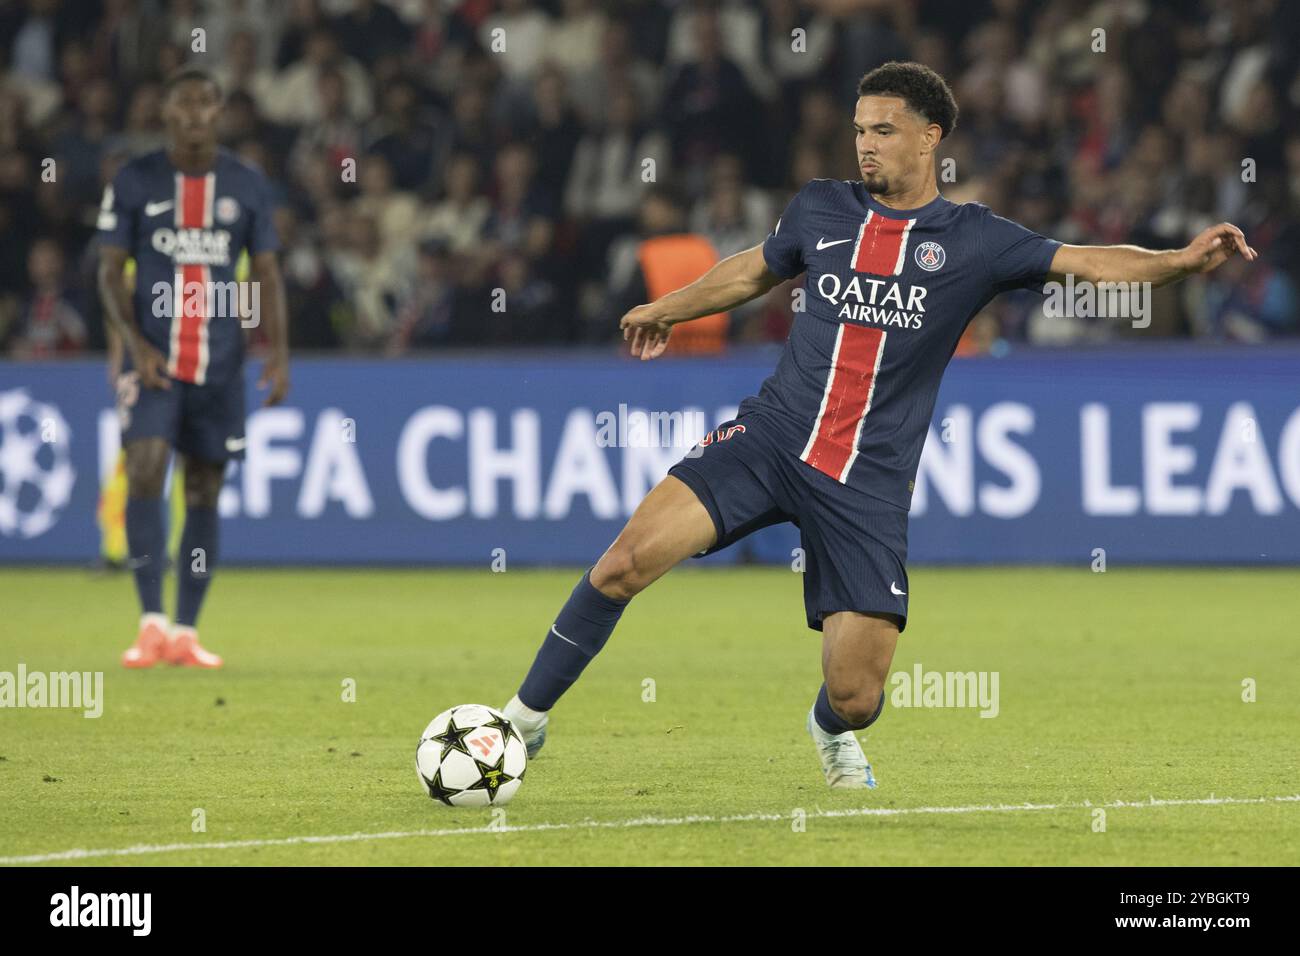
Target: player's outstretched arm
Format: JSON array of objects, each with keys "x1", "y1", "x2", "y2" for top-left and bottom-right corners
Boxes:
[
  {"x1": 1047, "y1": 222, "x2": 1258, "y2": 288},
  {"x1": 620, "y1": 243, "x2": 784, "y2": 361}
]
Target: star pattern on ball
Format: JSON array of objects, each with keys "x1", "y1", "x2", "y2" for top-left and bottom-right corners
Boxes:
[
  {"x1": 481, "y1": 713, "x2": 522, "y2": 750},
  {"x1": 420, "y1": 766, "x2": 458, "y2": 804},
  {"x1": 430, "y1": 715, "x2": 474, "y2": 760},
  {"x1": 464, "y1": 751, "x2": 518, "y2": 803}
]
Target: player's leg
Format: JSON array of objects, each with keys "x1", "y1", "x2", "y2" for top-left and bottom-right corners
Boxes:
[
  {"x1": 806, "y1": 609, "x2": 900, "y2": 790},
  {"x1": 165, "y1": 375, "x2": 244, "y2": 668},
  {"x1": 166, "y1": 454, "x2": 225, "y2": 668},
  {"x1": 503, "y1": 415, "x2": 791, "y2": 757},
  {"x1": 120, "y1": 435, "x2": 173, "y2": 667},
  {"x1": 503, "y1": 474, "x2": 718, "y2": 752},
  {"x1": 796, "y1": 475, "x2": 910, "y2": 787},
  {"x1": 816, "y1": 609, "x2": 899, "y2": 731}
]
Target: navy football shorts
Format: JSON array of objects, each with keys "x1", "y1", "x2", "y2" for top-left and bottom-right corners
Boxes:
[
  {"x1": 115, "y1": 368, "x2": 246, "y2": 463},
  {"x1": 666, "y1": 411, "x2": 909, "y2": 633}
]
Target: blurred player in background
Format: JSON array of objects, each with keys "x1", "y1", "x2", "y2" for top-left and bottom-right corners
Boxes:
[
  {"x1": 503, "y1": 61, "x2": 1257, "y2": 789},
  {"x1": 97, "y1": 68, "x2": 289, "y2": 669}
]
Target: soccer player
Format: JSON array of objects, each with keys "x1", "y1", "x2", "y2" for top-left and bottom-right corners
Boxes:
[
  {"x1": 98, "y1": 68, "x2": 289, "y2": 669},
  {"x1": 501, "y1": 61, "x2": 1256, "y2": 787}
]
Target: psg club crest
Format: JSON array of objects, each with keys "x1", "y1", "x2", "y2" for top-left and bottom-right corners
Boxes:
[
  {"x1": 914, "y1": 241, "x2": 945, "y2": 272},
  {"x1": 216, "y1": 197, "x2": 240, "y2": 224}
]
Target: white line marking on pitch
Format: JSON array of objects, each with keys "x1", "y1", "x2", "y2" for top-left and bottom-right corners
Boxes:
[{"x1": 3, "y1": 793, "x2": 1297, "y2": 865}]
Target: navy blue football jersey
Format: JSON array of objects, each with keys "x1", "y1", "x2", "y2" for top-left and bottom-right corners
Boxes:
[
  {"x1": 744, "y1": 178, "x2": 1061, "y2": 508},
  {"x1": 98, "y1": 148, "x2": 279, "y2": 386}
]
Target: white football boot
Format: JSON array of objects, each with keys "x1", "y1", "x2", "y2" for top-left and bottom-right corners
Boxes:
[
  {"x1": 806, "y1": 705, "x2": 878, "y2": 789},
  {"x1": 503, "y1": 694, "x2": 549, "y2": 759}
]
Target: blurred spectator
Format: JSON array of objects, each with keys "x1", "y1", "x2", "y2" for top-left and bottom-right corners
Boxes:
[
  {"x1": 570, "y1": 16, "x2": 659, "y2": 125},
  {"x1": 276, "y1": 205, "x2": 348, "y2": 350},
  {"x1": 481, "y1": 141, "x2": 554, "y2": 266},
  {"x1": 1194, "y1": 255, "x2": 1298, "y2": 341},
  {"x1": 352, "y1": 152, "x2": 421, "y2": 256},
  {"x1": 603, "y1": 184, "x2": 727, "y2": 354},
  {"x1": 479, "y1": 0, "x2": 552, "y2": 84},
  {"x1": 9, "y1": 0, "x2": 62, "y2": 84},
  {"x1": 564, "y1": 82, "x2": 667, "y2": 225},
  {"x1": 690, "y1": 153, "x2": 774, "y2": 260},
  {"x1": 424, "y1": 152, "x2": 489, "y2": 255},
  {"x1": 265, "y1": 27, "x2": 371, "y2": 125},
  {"x1": 525, "y1": 64, "x2": 579, "y2": 208},
  {"x1": 668, "y1": 0, "x2": 770, "y2": 100},
  {"x1": 213, "y1": 28, "x2": 279, "y2": 115},
  {"x1": 440, "y1": 81, "x2": 496, "y2": 180},
  {"x1": 661, "y1": 8, "x2": 764, "y2": 191},
  {"x1": 366, "y1": 75, "x2": 439, "y2": 193},
  {"x1": 0, "y1": 237, "x2": 87, "y2": 357},
  {"x1": 50, "y1": 75, "x2": 115, "y2": 206},
  {"x1": 483, "y1": 252, "x2": 559, "y2": 345},
  {"x1": 116, "y1": 82, "x2": 166, "y2": 156},
  {"x1": 89, "y1": 0, "x2": 168, "y2": 90},
  {"x1": 391, "y1": 238, "x2": 464, "y2": 350},
  {"x1": 329, "y1": 210, "x2": 409, "y2": 349},
  {"x1": 335, "y1": 0, "x2": 409, "y2": 69},
  {"x1": 287, "y1": 64, "x2": 364, "y2": 186},
  {"x1": 547, "y1": 0, "x2": 605, "y2": 80}
]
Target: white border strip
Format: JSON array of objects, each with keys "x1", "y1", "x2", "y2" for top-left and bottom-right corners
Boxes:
[{"x1": 3, "y1": 794, "x2": 1296, "y2": 865}]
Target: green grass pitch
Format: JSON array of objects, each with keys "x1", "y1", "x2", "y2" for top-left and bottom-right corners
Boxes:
[{"x1": 1, "y1": 566, "x2": 1297, "y2": 866}]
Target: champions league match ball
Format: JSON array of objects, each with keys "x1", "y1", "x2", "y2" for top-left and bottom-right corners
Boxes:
[{"x1": 416, "y1": 704, "x2": 528, "y2": 807}]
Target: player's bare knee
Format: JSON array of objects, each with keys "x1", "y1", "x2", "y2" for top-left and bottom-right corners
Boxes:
[
  {"x1": 184, "y1": 481, "x2": 221, "y2": 510},
  {"x1": 183, "y1": 460, "x2": 225, "y2": 509},
  {"x1": 591, "y1": 542, "x2": 648, "y2": 601},
  {"x1": 826, "y1": 681, "x2": 886, "y2": 727},
  {"x1": 124, "y1": 441, "x2": 168, "y2": 498},
  {"x1": 126, "y1": 464, "x2": 165, "y2": 498}
]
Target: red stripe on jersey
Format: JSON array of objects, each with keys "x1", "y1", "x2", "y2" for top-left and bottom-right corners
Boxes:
[
  {"x1": 800, "y1": 325, "x2": 886, "y2": 482},
  {"x1": 851, "y1": 212, "x2": 913, "y2": 276},
  {"x1": 172, "y1": 176, "x2": 210, "y2": 383},
  {"x1": 174, "y1": 263, "x2": 206, "y2": 382}
]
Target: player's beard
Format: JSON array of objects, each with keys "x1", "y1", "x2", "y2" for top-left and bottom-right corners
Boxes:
[{"x1": 863, "y1": 171, "x2": 890, "y2": 195}]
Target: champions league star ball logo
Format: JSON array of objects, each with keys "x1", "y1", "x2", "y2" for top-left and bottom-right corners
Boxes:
[
  {"x1": 0, "y1": 389, "x2": 75, "y2": 539},
  {"x1": 915, "y1": 241, "x2": 945, "y2": 272}
]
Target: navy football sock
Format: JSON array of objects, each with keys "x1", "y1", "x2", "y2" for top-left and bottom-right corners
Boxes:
[
  {"x1": 517, "y1": 566, "x2": 631, "y2": 711},
  {"x1": 175, "y1": 506, "x2": 218, "y2": 627},
  {"x1": 125, "y1": 496, "x2": 165, "y2": 615},
  {"x1": 813, "y1": 683, "x2": 885, "y2": 734}
]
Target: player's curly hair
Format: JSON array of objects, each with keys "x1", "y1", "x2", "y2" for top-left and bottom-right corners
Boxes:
[{"x1": 857, "y1": 61, "x2": 958, "y2": 139}]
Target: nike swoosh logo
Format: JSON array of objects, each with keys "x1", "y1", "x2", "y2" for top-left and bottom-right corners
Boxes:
[
  {"x1": 550, "y1": 624, "x2": 578, "y2": 647},
  {"x1": 144, "y1": 200, "x2": 174, "y2": 217},
  {"x1": 225, "y1": 437, "x2": 247, "y2": 452},
  {"x1": 816, "y1": 237, "x2": 852, "y2": 250},
  {"x1": 890, "y1": 582, "x2": 907, "y2": 596}
]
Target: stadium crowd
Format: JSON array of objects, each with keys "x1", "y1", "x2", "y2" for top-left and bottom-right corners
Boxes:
[{"x1": 1, "y1": 0, "x2": 1297, "y2": 358}]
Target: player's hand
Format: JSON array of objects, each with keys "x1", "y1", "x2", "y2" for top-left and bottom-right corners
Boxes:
[
  {"x1": 129, "y1": 335, "x2": 171, "y2": 390},
  {"x1": 620, "y1": 304, "x2": 673, "y2": 361},
  {"x1": 258, "y1": 353, "x2": 290, "y2": 407},
  {"x1": 1179, "y1": 223, "x2": 1258, "y2": 275}
]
